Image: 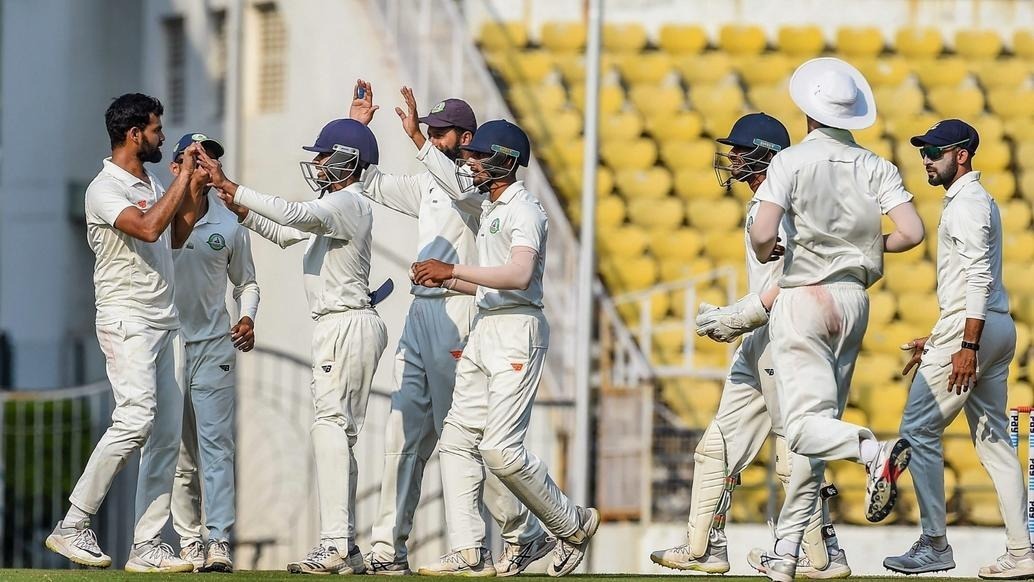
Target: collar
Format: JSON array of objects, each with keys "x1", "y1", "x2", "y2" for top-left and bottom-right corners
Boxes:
[
  {"x1": 944, "y1": 170, "x2": 981, "y2": 200},
  {"x1": 491, "y1": 181, "x2": 525, "y2": 206},
  {"x1": 102, "y1": 157, "x2": 151, "y2": 187},
  {"x1": 196, "y1": 191, "x2": 223, "y2": 226},
  {"x1": 803, "y1": 127, "x2": 857, "y2": 145}
]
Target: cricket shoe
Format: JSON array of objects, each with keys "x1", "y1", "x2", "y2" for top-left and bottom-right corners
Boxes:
[
  {"x1": 649, "y1": 531, "x2": 730, "y2": 573},
  {"x1": 287, "y1": 543, "x2": 365, "y2": 575},
  {"x1": 496, "y1": 534, "x2": 556, "y2": 577},
  {"x1": 365, "y1": 552, "x2": 412, "y2": 576},
  {"x1": 547, "y1": 506, "x2": 601, "y2": 577},
  {"x1": 864, "y1": 437, "x2": 911, "y2": 522},
  {"x1": 44, "y1": 519, "x2": 111, "y2": 568},
  {"x1": 747, "y1": 547, "x2": 798, "y2": 582},
  {"x1": 883, "y1": 536, "x2": 955, "y2": 574},
  {"x1": 204, "y1": 539, "x2": 233, "y2": 573},
  {"x1": 797, "y1": 548, "x2": 851, "y2": 579},
  {"x1": 125, "y1": 539, "x2": 195, "y2": 573},
  {"x1": 179, "y1": 539, "x2": 206, "y2": 571},
  {"x1": 417, "y1": 547, "x2": 496, "y2": 576},
  {"x1": 979, "y1": 549, "x2": 1034, "y2": 579}
]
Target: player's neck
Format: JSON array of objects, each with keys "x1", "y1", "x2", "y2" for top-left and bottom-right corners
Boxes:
[
  {"x1": 111, "y1": 148, "x2": 148, "y2": 182},
  {"x1": 488, "y1": 179, "x2": 516, "y2": 202},
  {"x1": 748, "y1": 174, "x2": 766, "y2": 193},
  {"x1": 942, "y1": 166, "x2": 972, "y2": 191},
  {"x1": 196, "y1": 193, "x2": 210, "y2": 224}
]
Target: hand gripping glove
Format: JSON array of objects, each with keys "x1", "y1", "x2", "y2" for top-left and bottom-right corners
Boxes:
[{"x1": 695, "y1": 293, "x2": 769, "y2": 343}]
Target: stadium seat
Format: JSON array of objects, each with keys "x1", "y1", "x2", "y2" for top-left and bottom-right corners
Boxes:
[
  {"x1": 1015, "y1": 30, "x2": 1034, "y2": 60},
  {"x1": 853, "y1": 352, "x2": 900, "y2": 390},
  {"x1": 674, "y1": 169, "x2": 727, "y2": 201},
  {"x1": 735, "y1": 54, "x2": 794, "y2": 86},
  {"x1": 885, "y1": 112, "x2": 940, "y2": 142},
  {"x1": 855, "y1": 56, "x2": 912, "y2": 87},
  {"x1": 987, "y1": 88, "x2": 1034, "y2": 120},
  {"x1": 1004, "y1": 231, "x2": 1034, "y2": 262},
  {"x1": 704, "y1": 113, "x2": 749, "y2": 141},
  {"x1": 598, "y1": 225, "x2": 649, "y2": 258},
  {"x1": 660, "y1": 256, "x2": 715, "y2": 285},
  {"x1": 660, "y1": 139, "x2": 716, "y2": 170},
  {"x1": 1016, "y1": 141, "x2": 1034, "y2": 171},
  {"x1": 971, "y1": 115, "x2": 1005, "y2": 142},
  {"x1": 1006, "y1": 118, "x2": 1034, "y2": 142},
  {"x1": 615, "y1": 167, "x2": 673, "y2": 199},
  {"x1": 852, "y1": 119, "x2": 886, "y2": 144},
  {"x1": 927, "y1": 86, "x2": 985, "y2": 119},
  {"x1": 973, "y1": 140, "x2": 1010, "y2": 173},
  {"x1": 1001, "y1": 199, "x2": 1033, "y2": 231},
  {"x1": 646, "y1": 110, "x2": 704, "y2": 141},
  {"x1": 541, "y1": 21, "x2": 587, "y2": 54},
  {"x1": 884, "y1": 260, "x2": 936, "y2": 294},
  {"x1": 610, "y1": 255, "x2": 659, "y2": 290},
  {"x1": 898, "y1": 291, "x2": 940, "y2": 330},
  {"x1": 702, "y1": 229, "x2": 745, "y2": 263},
  {"x1": 479, "y1": 20, "x2": 528, "y2": 52},
  {"x1": 686, "y1": 198, "x2": 742, "y2": 231},
  {"x1": 895, "y1": 27, "x2": 944, "y2": 59},
  {"x1": 958, "y1": 468, "x2": 1005, "y2": 526},
  {"x1": 690, "y1": 84, "x2": 746, "y2": 118},
  {"x1": 658, "y1": 24, "x2": 709, "y2": 56},
  {"x1": 1004, "y1": 262, "x2": 1034, "y2": 295},
  {"x1": 955, "y1": 29, "x2": 1003, "y2": 60},
  {"x1": 599, "y1": 110, "x2": 644, "y2": 142},
  {"x1": 601, "y1": 138, "x2": 657, "y2": 171},
  {"x1": 904, "y1": 173, "x2": 943, "y2": 204},
  {"x1": 863, "y1": 321, "x2": 921, "y2": 355},
  {"x1": 603, "y1": 23, "x2": 648, "y2": 53},
  {"x1": 570, "y1": 83, "x2": 624, "y2": 115},
  {"x1": 508, "y1": 83, "x2": 567, "y2": 115},
  {"x1": 912, "y1": 57, "x2": 969, "y2": 88},
  {"x1": 668, "y1": 282, "x2": 726, "y2": 320},
  {"x1": 675, "y1": 53, "x2": 735, "y2": 85},
  {"x1": 628, "y1": 196, "x2": 685, "y2": 230},
  {"x1": 719, "y1": 24, "x2": 767, "y2": 56},
  {"x1": 498, "y1": 51, "x2": 557, "y2": 85},
  {"x1": 869, "y1": 290, "x2": 898, "y2": 325},
  {"x1": 874, "y1": 85, "x2": 925, "y2": 120},
  {"x1": 981, "y1": 171, "x2": 1017, "y2": 202},
  {"x1": 836, "y1": 27, "x2": 885, "y2": 58},
  {"x1": 1022, "y1": 172, "x2": 1034, "y2": 203},
  {"x1": 554, "y1": 54, "x2": 589, "y2": 85},
  {"x1": 648, "y1": 227, "x2": 702, "y2": 260},
  {"x1": 629, "y1": 85, "x2": 684, "y2": 116},
  {"x1": 555, "y1": 166, "x2": 614, "y2": 200},
  {"x1": 596, "y1": 194, "x2": 626, "y2": 228},
  {"x1": 748, "y1": 84, "x2": 796, "y2": 114},
  {"x1": 973, "y1": 59, "x2": 1031, "y2": 90},
  {"x1": 777, "y1": 25, "x2": 826, "y2": 58},
  {"x1": 523, "y1": 107, "x2": 582, "y2": 143},
  {"x1": 619, "y1": 52, "x2": 675, "y2": 85},
  {"x1": 862, "y1": 138, "x2": 893, "y2": 160}
]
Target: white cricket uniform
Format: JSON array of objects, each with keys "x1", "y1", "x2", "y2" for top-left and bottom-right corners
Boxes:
[
  {"x1": 755, "y1": 128, "x2": 913, "y2": 543},
  {"x1": 897, "y1": 172, "x2": 1024, "y2": 550},
  {"x1": 236, "y1": 182, "x2": 388, "y2": 546},
  {"x1": 438, "y1": 181, "x2": 580, "y2": 551},
  {"x1": 361, "y1": 144, "x2": 544, "y2": 562},
  {"x1": 72, "y1": 158, "x2": 184, "y2": 545},
  {"x1": 170, "y1": 193, "x2": 260, "y2": 545}
]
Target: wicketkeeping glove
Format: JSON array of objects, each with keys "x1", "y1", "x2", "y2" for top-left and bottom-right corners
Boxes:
[{"x1": 695, "y1": 293, "x2": 769, "y2": 343}]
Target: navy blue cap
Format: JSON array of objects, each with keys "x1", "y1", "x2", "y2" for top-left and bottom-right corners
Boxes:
[
  {"x1": 419, "y1": 99, "x2": 477, "y2": 133},
  {"x1": 303, "y1": 118, "x2": 379, "y2": 165},
  {"x1": 716, "y1": 113, "x2": 790, "y2": 152},
  {"x1": 910, "y1": 119, "x2": 979, "y2": 155},
  {"x1": 461, "y1": 119, "x2": 531, "y2": 167},
  {"x1": 173, "y1": 132, "x2": 224, "y2": 159}
]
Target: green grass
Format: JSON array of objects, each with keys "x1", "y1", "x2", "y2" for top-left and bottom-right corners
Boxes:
[{"x1": 0, "y1": 574, "x2": 987, "y2": 582}]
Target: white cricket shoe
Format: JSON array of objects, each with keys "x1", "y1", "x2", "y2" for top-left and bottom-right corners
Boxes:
[
  {"x1": 747, "y1": 547, "x2": 797, "y2": 582},
  {"x1": 979, "y1": 549, "x2": 1034, "y2": 579},
  {"x1": 365, "y1": 552, "x2": 412, "y2": 576},
  {"x1": 798, "y1": 548, "x2": 851, "y2": 579},
  {"x1": 417, "y1": 547, "x2": 496, "y2": 577},
  {"x1": 288, "y1": 543, "x2": 365, "y2": 575},
  {"x1": 547, "y1": 506, "x2": 601, "y2": 577},
  {"x1": 883, "y1": 536, "x2": 955, "y2": 574},
  {"x1": 204, "y1": 539, "x2": 233, "y2": 573},
  {"x1": 649, "y1": 531, "x2": 730, "y2": 573},
  {"x1": 179, "y1": 540, "x2": 205, "y2": 572},
  {"x1": 496, "y1": 535, "x2": 556, "y2": 577},
  {"x1": 864, "y1": 438, "x2": 911, "y2": 522},
  {"x1": 44, "y1": 519, "x2": 111, "y2": 568},
  {"x1": 125, "y1": 539, "x2": 195, "y2": 573}
]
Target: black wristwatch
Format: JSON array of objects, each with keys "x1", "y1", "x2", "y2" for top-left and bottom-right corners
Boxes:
[{"x1": 961, "y1": 341, "x2": 980, "y2": 351}]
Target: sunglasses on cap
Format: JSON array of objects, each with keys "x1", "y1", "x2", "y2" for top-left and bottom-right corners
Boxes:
[{"x1": 918, "y1": 138, "x2": 970, "y2": 161}]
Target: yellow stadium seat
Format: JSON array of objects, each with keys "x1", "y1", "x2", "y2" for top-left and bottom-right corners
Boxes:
[
  {"x1": 702, "y1": 229, "x2": 745, "y2": 263},
  {"x1": 862, "y1": 138, "x2": 893, "y2": 160},
  {"x1": 704, "y1": 113, "x2": 749, "y2": 141},
  {"x1": 874, "y1": 85, "x2": 924, "y2": 120},
  {"x1": 570, "y1": 83, "x2": 624, "y2": 115},
  {"x1": 603, "y1": 23, "x2": 648, "y2": 53},
  {"x1": 646, "y1": 111, "x2": 704, "y2": 141},
  {"x1": 958, "y1": 468, "x2": 1004, "y2": 526},
  {"x1": 955, "y1": 29, "x2": 1003, "y2": 60},
  {"x1": 1004, "y1": 231, "x2": 1034, "y2": 262},
  {"x1": 598, "y1": 225, "x2": 649, "y2": 258},
  {"x1": 686, "y1": 198, "x2": 742, "y2": 231},
  {"x1": 1005, "y1": 262, "x2": 1034, "y2": 295},
  {"x1": 1017, "y1": 331, "x2": 1032, "y2": 362},
  {"x1": 854, "y1": 352, "x2": 900, "y2": 390},
  {"x1": 629, "y1": 85, "x2": 685, "y2": 116},
  {"x1": 658, "y1": 24, "x2": 708, "y2": 56},
  {"x1": 777, "y1": 25, "x2": 825, "y2": 58},
  {"x1": 836, "y1": 27, "x2": 885, "y2": 58},
  {"x1": 896, "y1": 27, "x2": 944, "y2": 59},
  {"x1": 912, "y1": 57, "x2": 970, "y2": 89},
  {"x1": 987, "y1": 88, "x2": 1034, "y2": 120},
  {"x1": 648, "y1": 228, "x2": 702, "y2": 260},
  {"x1": 660, "y1": 256, "x2": 715, "y2": 284},
  {"x1": 675, "y1": 53, "x2": 735, "y2": 85},
  {"x1": 1005, "y1": 118, "x2": 1034, "y2": 142},
  {"x1": 884, "y1": 260, "x2": 936, "y2": 294},
  {"x1": 674, "y1": 169, "x2": 727, "y2": 201},
  {"x1": 971, "y1": 115, "x2": 1005, "y2": 143},
  {"x1": 1015, "y1": 30, "x2": 1034, "y2": 60},
  {"x1": 863, "y1": 321, "x2": 919, "y2": 355},
  {"x1": 869, "y1": 290, "x2": 898, "y2": 325},
  {"x1": 508, "y1": 83, "x2": 567, "y2": 116},
  {"x1": 927, "y1": 86, "x2": 985, "y2": 119},
  {"x1": 599, "y1": 110, "x2": 644, "y2": 142},
  {"x1": 946, "y1": 413, "x2": 969, "y2": 435},
  {"x1": 974, "y1": 140, "x2": 1010, "y2": 173},
  {"x1": 944, "y1": 439, "x2": 982, "y2": 471},
  {"x1": 628, "y1": 196, "x2": 685, "y2": 229},
  {"x1": 735, "y1": 54, "x2": 793, "y2": 87},
  {"x1": 853, "y1": 119, "x2": 886, "y2": 144},
  {"x1": 660, "y1": 139, "x2": 716, "y2": 170},
  {"x1": 611, "y1": 255, "x2": 659, "y2": 291},
  {"x1": 898, "y1": 291, "x2": 940, "y2": 330},
  {"x1": 973, "y1": 59, "x2": 1031, "y2": 90},
  {"x1": 1022, "y1": 172, "x2": 1034, "y2": 203},
  {"x1": 669, "y1": 281, "x2": 725, "y2": 319},
  {"x1": 601, "y1": 138, "x2": 657, "y2": 171},
  {"x1": 719, "y1": 24, "x2": 767, "y2": 56},
  {"x1": 855, "y1": 57, "x2": 912, "y2": 87},
  {"x1": 523, "y1": 107, "x2": 582, "y2": 144},
  {"x1": 906, "y1": 177, "x2": 943, "y2": 206},
  {"x1": 981, "y1": 171, "x2": 1017, "y2": 202},
  {"x1": 690, "y1": 84, "x2": 746, "y2": 118},
  {"x1": 479, "y1": 20, "x2": 528, "y2": 52},
  {"x1": 541, "y1": 22, "x2": 586, "y2": 54},
  {"x1": 618, "y1": 53, "x2": 674, "y2": 85},
  {"x1": 493, "y1": 50, "x2": 555, "y2": 85},
  {"x1": 596, "y1": 194, "x2": 626, "y2": 228},
  {"x1": 1001, "y1": 199, "x2": 1032, "y2": 231},
  {"x1": 615, "y1": 167, "x2": 673, "y2": 199},
  {"x1": 748, "y1": 84, "x2": 796, "y2": 114},
  {"x1": 554, "y1": 54, "x2": 588, "y2": 85},
  {"x1": 558, "y1": 166, "x2": 614, "y2": 200},
  {"x1": 885, "y1": 112, "x2": 940, "y2": 142},
  {"x1": 1017, "y1": 142, "x2": 1034, "y2": 171},
  {"x1": 550, "y1": 138, "x2": 584, "y2": 168},
  {"x1": 842, "y1": 406, "x2": 870, "y2": 428}
]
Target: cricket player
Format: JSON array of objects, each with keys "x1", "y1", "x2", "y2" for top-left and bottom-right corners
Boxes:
[
  {"x1": 199, "y1": 118, "x2": 388, "y2": 575},
  {"x1": 411, "y1": 120, "x2": 599, "y2": 577},
  {"x1": 45, "y1": 93, "x2": 201, "y2": 573},
  {"x1": 166, "y1": 133, "x2": 259, "y2": 573},
  {"x1": 746, "y1": 58, "x2": 926, "y2": 582},
  {"x1": 349, "y1": 81, "x2": 554, "y2": 576},
  {"x1": 883, "y1": 119, "x2": 1033, "y2": 578},
  {"x1": 650, "y1": 113, "x2": 851, "y2": 579}
]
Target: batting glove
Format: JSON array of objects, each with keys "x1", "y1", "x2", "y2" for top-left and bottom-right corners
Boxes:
[{"x1": 695, "y1": 293, "x2": 769, "y2": 343}]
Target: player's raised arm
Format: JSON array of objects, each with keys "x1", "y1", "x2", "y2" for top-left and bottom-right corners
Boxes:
[{"x1": 107, "y1": 142, "x2": 202, "y2": 244}]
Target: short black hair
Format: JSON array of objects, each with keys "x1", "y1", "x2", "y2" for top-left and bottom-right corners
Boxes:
[{"x1": 105, "y1": 93, "x2": 164, "y2": 148}]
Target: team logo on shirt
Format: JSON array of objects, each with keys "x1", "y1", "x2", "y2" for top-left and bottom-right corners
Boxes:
[
  {"x1": 490, "y1": 218, "x2": 500, "y2": 234},
  {"x1": 207, "y1": 233, "x2": 226, "y2": 251}
]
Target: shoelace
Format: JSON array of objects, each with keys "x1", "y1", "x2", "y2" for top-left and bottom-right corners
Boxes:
[
  {"x1": 503, "y1": 542, "x2": 539, "y2": 566},
  {"x1": 672, "y1": 544, "x2": 691, "y2": 555},
  {"x1": 142, "y1": 542, "x2": 177, "y2": 562},
  {"x1": 441, "y1": 550, "x2": 473, "y2": 566},
  {"x1": 73, "y1": 527, "x2": 101, "y2": 552},
  {"x1": 184, "y1": 543, "x2": 204, "y2": 560},
  {"x1": 305, "y1": 545, "x2": 335, "y2": 562},
  {"x1": 209, "y1": 541, "x2": 230, "y2": 557}
]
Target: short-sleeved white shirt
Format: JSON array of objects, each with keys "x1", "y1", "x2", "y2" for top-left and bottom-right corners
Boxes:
[
  {"x1": 85, "y1": 158, "x2": 178, "y2": 329},
  {"x1": 475, "y1": 182, "x2": 547, "y2": 311},
  {"x1": 744, "y1": 196, "x2": 787, "y2": 295},
  {"x1": 755, "y1": 128, "x2": 913, "y2": 288}
]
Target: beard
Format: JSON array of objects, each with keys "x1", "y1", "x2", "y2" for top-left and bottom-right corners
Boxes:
[
  {"x1": 927, "y1": 158, "x2": 957, "y2": 186},
  {"x1": 438, "y1": 144, "x2": 462, "y2": 161},
  {"x1": 139, "y1": 140, "x2": 163, "y2": 163}
]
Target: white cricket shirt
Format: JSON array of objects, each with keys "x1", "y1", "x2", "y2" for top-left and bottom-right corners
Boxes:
[
  {"x1": 475, "y1": 181, "x2": 547, "y2": 311},
  {"x1": 744, "y1": 195, "x2": 788, "y2": 295}
]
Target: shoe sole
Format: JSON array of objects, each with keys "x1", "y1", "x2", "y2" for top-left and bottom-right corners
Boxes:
[
  {"x1": 44, "y1": 535, "x2": 112, "y2": 569},
  {"x1": 865, "y1": 439, "x2": 912, "y2": 523},
  {"x1": 497, "y1": 538, "x2": 558, "y2": 577},
  {"x1": 800, "y1": 564, "x2": 852, "y2": 579},
  {"x1": 883, "y1": 560, "x2": 956, "y2": 575},
  {"x1": 287, "y1": 563, "x2": 343, "y2": 575},
  {"x1": 204, "y1": 561, "x2": 234, "y2": 573},
  {"x1": 371, "y1": 569, "x2": 412, "y2": 576},
  {"x1": 416, "y1": 568, "x2": 496, "y2": 577},
  {"x1": 747, "y1": 554, "x2": 767, "y2": 574},
  {"x1": 124, "y1": 563, "x2": 196, "y2": 573},
  {"x1": 649, "y1": 554, "x2": 730, "y2": 574},
  {"x1": 547, "y1": 508, "x2": 601, "y2": 577},
  {"x1": 978, "y1": 568, "x2": 1034, "y2": 580}
]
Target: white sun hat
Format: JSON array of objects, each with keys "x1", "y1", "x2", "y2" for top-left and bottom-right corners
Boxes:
[{"x1": 789, "y1": 57, "x2": 877, "y2": 130}]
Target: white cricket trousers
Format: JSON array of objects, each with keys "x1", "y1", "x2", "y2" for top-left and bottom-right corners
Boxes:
[
  {"x1": 172, "y1": 336, "x2": 237, "y2": 544},
  {"x1": 369, "y1": 295, "x2": 544, "y2": 562},
  {"x1": 769, "y1": 282, "x2": 874, "y2": 542},
  {"x1": 310, "y1": 309, "x2": 388, "y2": 544},
  {"x1": 899, "y1": 310, "x2": 1025, "y2": 549},
  {"x1": 69, "y1": 320, "x2": 184, "y2": 544},
  {"x1": 439, "y1": 307, "x2": 579, "y2": 551}
]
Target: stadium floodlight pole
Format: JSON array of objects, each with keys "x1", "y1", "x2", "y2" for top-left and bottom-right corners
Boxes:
[{"x1": 573, "y1": 0, "x2": 602, "y2": 510}]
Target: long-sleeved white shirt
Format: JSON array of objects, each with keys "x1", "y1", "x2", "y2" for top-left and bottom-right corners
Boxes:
[
  {"x1": 237, "y1": 182, "x2": 373, "y2": 319},
  {"x1": 744, "y1": 196, "x2": 787, "y2": 296},
  {"x1": 173, "y1": 193, "x2": 260, "y2": 343},
  {"x1": 361, "y1": 141, "x2": 483, "y2": 297},
  {"x1": 755, "y1": 128, "x2": 913, "y2": 288},
  {"x1": 934, "y1": 171, "x2": 1009, "y2": 322},
  {"x1": 474, "y1": 181, "x2": 548, "y2": 311}
]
